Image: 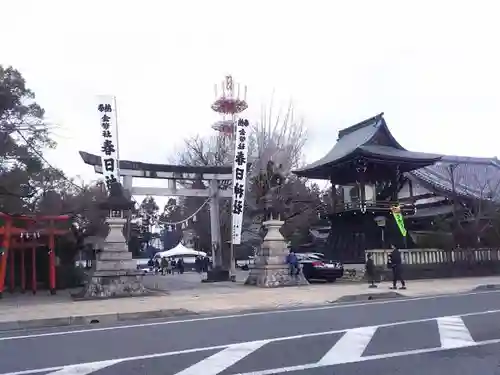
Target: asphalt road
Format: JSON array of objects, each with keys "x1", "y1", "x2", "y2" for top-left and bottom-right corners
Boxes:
[{"x1": 2, "y1": 290, "x2": 500, "y2": 374}]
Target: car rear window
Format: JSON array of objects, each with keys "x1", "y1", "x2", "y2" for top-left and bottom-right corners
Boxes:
[{"x1": 307, "y1": 254, "x2": 323, "y2": 260}]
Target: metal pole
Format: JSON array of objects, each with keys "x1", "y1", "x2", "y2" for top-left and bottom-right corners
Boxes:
[{"x1": 229, "y1": 113, "x2": 237, "y2": 280}]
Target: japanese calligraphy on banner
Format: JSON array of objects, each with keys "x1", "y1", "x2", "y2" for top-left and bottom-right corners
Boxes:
[
  {"x1": 231, "y1": 118, "x2": 250, "y2": 245},
  {"x1": 97, "y1": 95, "x2": 120, "y2": 190}
]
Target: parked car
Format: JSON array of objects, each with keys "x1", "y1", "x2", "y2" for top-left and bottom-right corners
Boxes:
[{"x1": 296, "y1": 252, "x2": 344, "y2": 282}]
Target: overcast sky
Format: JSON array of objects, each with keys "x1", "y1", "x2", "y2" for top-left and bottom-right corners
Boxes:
[{"x1": 2, "y1": 0, "x2": 499, "y2": 207}]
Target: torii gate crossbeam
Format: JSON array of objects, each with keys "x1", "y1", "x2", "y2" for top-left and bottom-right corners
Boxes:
[{"x1": 79, "y1": 151, "x2": 232, "y2": 271}]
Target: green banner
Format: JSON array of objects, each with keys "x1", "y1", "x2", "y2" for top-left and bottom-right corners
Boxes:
[
  {"x1": 392, "y1": 212, "x2": 407, "y2": 237},
  {"x1": 390, "y1": 205, "x2": 407, "y2": 237}
]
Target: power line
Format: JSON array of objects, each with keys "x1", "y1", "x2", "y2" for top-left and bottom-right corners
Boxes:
[{"x1": 15, "y1": 130, "x2": 144, "y2": 213}]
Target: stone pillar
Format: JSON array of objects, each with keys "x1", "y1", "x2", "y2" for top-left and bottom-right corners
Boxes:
[
  {"x1": 122, "y1": 175, "x2": 133, "y2": 194},
  {"x1": 204, "y1": 179, "x2": 231, "y2": 282},
  {"x1": 75, "y1": 213, "x2": 148, "y2": 299},
  {"x1": 245, "y1": 219, "x2": 309, "y2": 287},
  {"x1": 209, "y1": 179, "x2": 222, "y2": 268}
]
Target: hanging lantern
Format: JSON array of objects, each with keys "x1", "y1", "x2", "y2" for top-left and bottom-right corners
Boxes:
[
  {"x1": 167, "y1": 225, "x2": 172, "y2": 232},
  {"x1": 192, "y1": 214, "x2": 197, "y2": 222}
]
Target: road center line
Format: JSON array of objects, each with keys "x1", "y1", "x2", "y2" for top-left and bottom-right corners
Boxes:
[{"x1": 1, "y1": 289, "x2": 499, "y2": 342}]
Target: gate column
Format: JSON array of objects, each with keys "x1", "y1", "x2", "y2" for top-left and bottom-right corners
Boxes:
[{"x1": 209, "y1": 179, "x2": 222, "y2": 268}]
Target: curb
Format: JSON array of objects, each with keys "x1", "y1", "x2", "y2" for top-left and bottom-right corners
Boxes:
[
  {"x1": 0, "y1": 285, "x2": 495, "y2": 332},
  {"x1": 0, "y1": 308, "x2": 196, "y2": 332},
  {"x1": 473, "y1": 284, "x2": 500, "y2": 291},
  {"x1": 334, "y1": 291, "x2": 403, "y2": 303}
]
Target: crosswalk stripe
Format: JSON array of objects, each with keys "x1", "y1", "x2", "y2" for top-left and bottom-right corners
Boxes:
[
  {"x1": 44, "y1": 360, "x2": 122, "y2": 375},
  {"x1": 437, "y1": 316, "x2": 475, "y2": 348},
  {"x1": 173, "y1": 340, "x2": 269, "y2": 375},
  {"x1": 3, "y1": 311, "x2": 496, "y2": 375},
  {"x1": 317, "y1": 326, "x2": 378, "y2": 365}
]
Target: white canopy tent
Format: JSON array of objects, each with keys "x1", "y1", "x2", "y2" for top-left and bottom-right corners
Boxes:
[{"x1": 154, "y1": 243, "x2": 207, "y2": 259}]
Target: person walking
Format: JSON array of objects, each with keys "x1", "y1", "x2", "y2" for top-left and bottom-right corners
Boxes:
[
  {"x1": 165, "y1": 257, "x2": 173, "y2": 274},
  {"x1": 160, "y1": 257, "x2": 168, "y2": 275},
  {"x1": 286, "y1": 250, "x2": 299, "y2": 277},
  {"x1": 365, "y1": 253, "x2": 377, "y2": 288},
  {"x1": 177, "y1": 258, "x2": 185, "y2": 274},
  {"x1": 387, "y1": 244, "x2": 406, "y2": 290}
]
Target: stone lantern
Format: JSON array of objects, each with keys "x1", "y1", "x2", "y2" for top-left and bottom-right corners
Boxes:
[
  {"x1": 374, "y1": 215, "x2": 387, "y2": 249},
  {"x1": 75, "y1": 182, "x2": 148, "y2": 299},
  {"x1": 98, "y1": 182, "x2": 135, "y2": 245}
]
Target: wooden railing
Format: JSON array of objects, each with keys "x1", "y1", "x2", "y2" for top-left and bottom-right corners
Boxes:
[
  {"x1": 367, "y1": 248, "x2": 500, "y2": 267},
  {"x1": 335, "y1": 201, "x2": 415, "y2": 213}
]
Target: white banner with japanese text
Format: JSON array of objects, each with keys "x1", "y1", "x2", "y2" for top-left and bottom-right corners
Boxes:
[
  {"x1": 231, "y1": 118, "x2": 250, "y2": 245},
  {"x1": 97, "y1": 95, "x2": 120, "y2": 190}
]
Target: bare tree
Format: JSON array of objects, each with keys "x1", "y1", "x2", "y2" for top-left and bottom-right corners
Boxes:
[
  {"x1": 173, "y1": 101, "x2": 313, "y2": 247},
  {"x1": 249, "y1": 101, "x2": 306, "y2": 177},
  {"x1": 445, "y1": 161, "x2": 500, "y2": 247},
  {"x1": 245, "y1": 102, "x2": 307, "y2": 221},
  {"x1": 176, "y1": 134, "x2": 232, "y2": 168}
]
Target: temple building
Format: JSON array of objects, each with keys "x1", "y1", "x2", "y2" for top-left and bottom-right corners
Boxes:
[{"x1": 293, "y1": 113, "x2": 500, "y2": 263}]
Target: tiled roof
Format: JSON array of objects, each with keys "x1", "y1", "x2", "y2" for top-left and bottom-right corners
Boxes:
[
  {"x1": 295, "y1": 115, "x2": 384, "y2": 174},
  {"x1": 410, "y1": 156, "x2": 500, "y2": 200},
  {"x1": 293, "y1": 114, "x2": 441, "y2": 180},
  {"x1": 293, "y1": 112, "x2": 500, "y2": 200}
]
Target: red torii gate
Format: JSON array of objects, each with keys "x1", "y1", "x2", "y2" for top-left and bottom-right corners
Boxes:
[{"x1": 0, "y1": 212, "x2": 71, "y2": 298}]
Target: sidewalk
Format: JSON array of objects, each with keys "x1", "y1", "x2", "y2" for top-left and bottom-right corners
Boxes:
[{"x1": 1, "y1": 276, "x2": 500, "y2": 331}]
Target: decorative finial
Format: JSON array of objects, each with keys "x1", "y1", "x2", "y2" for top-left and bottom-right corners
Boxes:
[
  {"x1": 211, "y1": 75, "x2": 248, "y2": 136},
  {"x1": 225, "y1": 75, "x2": 234, "y2": 94}
]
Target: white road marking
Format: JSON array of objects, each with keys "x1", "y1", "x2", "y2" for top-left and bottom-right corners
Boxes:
[
  {"x1": 174, "y1": 340, "x2": 268, "y2": 375},
  {"x1": 0, "y1": 344, "x2": 230, "y2": 375},
  {"x1": 1, "y1": 289, "x2": 498, "y2": 342},
  {"x1": 0, "y1": 310, "x2": 497, "y2": 375},
  {"x1": 0, "y1": 369, "x2": 62, "y2": 375},
  {"x1": 45, "y1": 360, "x2": 121, "y2": 375},
  {"x1": 318, "y1": 326, "x2": 377, "y2": 365},
  {"x1": 233, "y1": 337, "x2": 496, "y2": 375},
  {"x1": 437, "y1": 316, "x2": 475, "y2": 348}
]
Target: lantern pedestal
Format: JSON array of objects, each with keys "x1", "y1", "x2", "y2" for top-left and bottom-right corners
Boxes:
[
  {"x1": 203, "y1": 267, "x2": 231, "y2": 282},
  {"x1": 75, "y1": 213, "x2": 149, "y2": 299},
  {"x1": 245, "y1": 219, "x2": 309, "y2": 288}
]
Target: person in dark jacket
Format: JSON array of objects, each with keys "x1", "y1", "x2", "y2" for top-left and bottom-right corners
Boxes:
[
  {"x1": 388, "y1": 245, "x2": 406, "y2": 289},
  {"x1": 177, "y1": 258, "x2": 185, "y2": 274},
  {"x1": 160, "y1": 257, "x2": 168, "y2": 275},
  {"x1": 365, "y1": 253, "x2": 377, "y2": 288},
  {"x1": 286, "y1": 250, "x2": 299, "y2": 276}
]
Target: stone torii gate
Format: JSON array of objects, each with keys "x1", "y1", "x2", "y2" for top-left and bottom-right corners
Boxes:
[{"x1": 79, "y1": 151, "x2": 232, "y2": 274}]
